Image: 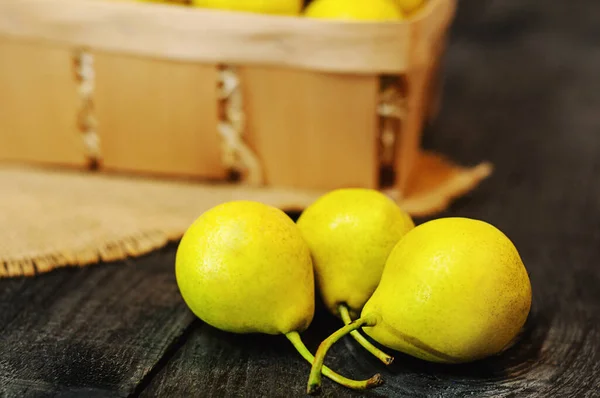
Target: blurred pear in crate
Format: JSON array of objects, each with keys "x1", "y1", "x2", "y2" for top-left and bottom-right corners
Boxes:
[{"x1": 0, "y1": 0, "x2": 491, "y2": 216}]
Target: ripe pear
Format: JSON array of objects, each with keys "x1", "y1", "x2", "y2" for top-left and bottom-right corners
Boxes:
[
  {"x1": 297, "y1": 188, "x2": 414, "y2": 364},
  {"x1": 308, "y1": 217, "x2": 532, "y2": 394},
  {"x1": 191, "y1": 0, "x2": 303, "y2": 15},
  {"x1": 391, "y1": 0, "x2": 426, "y2": 14},
  {"x1": 304, "y1": 0, "x2": 405, "y2": 21},
  {"x1": 175, "y1": 200, "x2": 382, "y2": 392}
]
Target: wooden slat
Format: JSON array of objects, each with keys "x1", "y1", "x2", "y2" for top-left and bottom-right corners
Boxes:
[
  {"x1": 0, "y1": 0, "x2": 462, "y2": 75},
  {"x1": 138, "y1": 298, "x2": 391, "y2": 397},
  {"x1": 239, "y1": 67, "x2": 379, "y2": 190},
  {"x1": 394, "y1": 0, "x2": 457, "y2": 193},
  {"x1": 94, "y1": 53, "x2": 225, "y2": 178},
  {"x1": 0, "y1": 246, "x2": 195, "y2": 397},
  {"x1": 4, "y1": 2, "x2": 600, "y2": 396},
  {"x1": 0, "y1": 38, "x2": 85, "y2": 166}
]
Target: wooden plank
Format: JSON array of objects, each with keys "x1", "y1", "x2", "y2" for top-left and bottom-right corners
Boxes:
[
  {"x1": 138, "y1": 69, "x2": 600, "y2": 395},
  {"x1": 0, "y1": 0, "x2": 458, "y2": 75},
  {"x1": 394, "y1": 0, "x2": 457, "y2": 193},
  {"x1": 0, "y1": 245, "x2": 195, "y2": 397},
  {"x1": 0, "y1": 38, "x2": 85, "y2": 166},
  {"x1": 240, "y1": 67, "x2": 379, "y2": 190},
  {"x1": 3, "y1": 1, "x2": 600, "y2": 397},
  {"x1": 93, "y1": 53, "x2": 226, "y2": 178},
  {"x1": 138, "y1": 301, "x2": 393, "y2": 398}
]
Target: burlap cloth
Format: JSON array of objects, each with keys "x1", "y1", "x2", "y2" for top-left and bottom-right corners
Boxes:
[{"x1": 0, "y1": 153, "x2": 491, "y2": 278}]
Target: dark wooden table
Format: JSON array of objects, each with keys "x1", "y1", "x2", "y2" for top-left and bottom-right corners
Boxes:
[{"x1": 2, "y1": 0, "x2": 600, "y2": 396}]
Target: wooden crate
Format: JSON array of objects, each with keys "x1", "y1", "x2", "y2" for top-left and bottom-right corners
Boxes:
[{"x1": 0, "y1": 0, "x2": 457, "y2": 195}]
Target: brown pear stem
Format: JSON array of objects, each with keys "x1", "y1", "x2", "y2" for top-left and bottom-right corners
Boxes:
[
  {"x1": 338, "y1": 304, "x2": 394, "y2": 365},
  {"x1": 307, "y1": 315, "x2": 381, "y2": 395},
  {"x1": 285, "y1": 332, "x2": 381, "y2": 395}
]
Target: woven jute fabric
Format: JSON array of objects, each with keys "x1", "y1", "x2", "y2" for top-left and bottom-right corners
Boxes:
[
  {"x1": 0, "y1": 153, "x2": 491, "y2": 278},
  {"x1": 0, "y1": 165, "x2": 323, "y2": 278}
]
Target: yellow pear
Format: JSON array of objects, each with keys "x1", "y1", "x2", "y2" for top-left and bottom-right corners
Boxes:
[
  {"x1": 304, "y1": 0, "x2": 404, "y2": 21},
  {"x1": 391, "y1": 0, "x2": 426, "y2": 14},
  {"x1": 308, "y1": 217, "x2": 532, "y2": 394},
  {"x1": 296, "y1": 188, "x2": 414, "y2": 365},
  {"x1": 175, "y1": 200, "x2": 381, "y2": 392},
  {"x1": 136, "y1": 0, "x2": 188, "y2": 5},
  {"x1": 191, "y1": 0, "x2": 303, "y2": 15},
  {"x1": 297, "y1": 189, "x2": 414, "y2": 317}
]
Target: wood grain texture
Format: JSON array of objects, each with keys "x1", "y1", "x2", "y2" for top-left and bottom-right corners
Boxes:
[
  {"x1": 0, "y1": 246, "x2": 195, "y2": 397},
  {"x1": 140, "y1": 0, "x2": 600, "y2": 396},
  {"x1": 2, "y1": 0, "x2": 600, "y2": 397},
  {"x1": 94, "y1": 53, "x2": 225, "y2": 178},
  {"x1": 139, "y1": 300, "x2": 388, "y2": 398},
  {"x1": 0, "y1": 38, "x2": 85, "y2": 166},
  {"x1": 395, "y1": 0, "x2": 456, "y2": 193},
  {"x1": 0, "y1": 0, "x2": 455, "y2": 75},
  {"x1": 240, "y1": 67, "x2": 379, "y2": 190}
]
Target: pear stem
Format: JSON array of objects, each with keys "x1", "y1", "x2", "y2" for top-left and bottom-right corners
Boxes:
[
  {"x1": 338, "y1": 304, "x2": 394, "y2": 365},
  {"x1": 285, "y1": 332, "x2": 381, "y2": 395},
  {"x1": 307, "y1": 315, "x2": 381, "y2": 395}
]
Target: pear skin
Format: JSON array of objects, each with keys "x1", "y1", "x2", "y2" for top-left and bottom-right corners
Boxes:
[
  {"x1": 176, "y1": 200, "x2": 314, "y2": 335},
  {"x1": 361, "y1": 217, "x2": 532, "y2": 363},
  {"x1": 307, "y1": 217, "x2": 532, "y2": 393},
  {"x1": 175, "y1": 200, "x2": 382, "y2": 393},
  {"x1": 191, "y1": 0, "x2": 303, "y2": 15},
  {"x1": 297, "y1": 188, "x2": 414, "y2": 366},
  {"x1": 391, "y1": 0, "x2": 425, "y2": 14},
  {"x1": 297, "y1": 188, "x2": 415, "y2": 319},
  {"x1": 304, "y1": 0, "x2": 405, "y2": 20}
]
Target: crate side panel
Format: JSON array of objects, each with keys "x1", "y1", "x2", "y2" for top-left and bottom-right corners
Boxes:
[
  {"x1": 94, "y1": 53, "x2": 225, "y2": 179},
  {"x1": 240, "y1": 67, "x2": 379, "y2": 190},
  {"x1": 0, "y1": 38, "x2": 84, "y2": 166}
]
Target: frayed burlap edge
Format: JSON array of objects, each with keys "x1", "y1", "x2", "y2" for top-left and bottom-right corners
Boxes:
[
  {"x1": 0, "y1": 155, "x2": 491, "y2": 278},
  {"x1": 0, "y1": 230, "x2": 174, "y2": 278}
]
